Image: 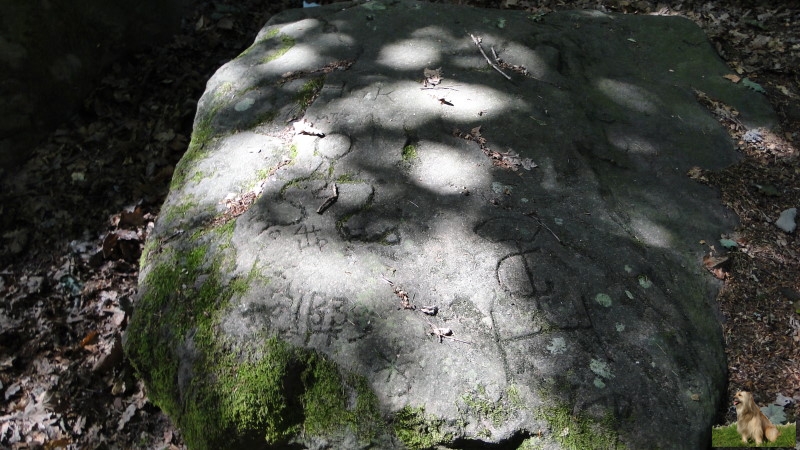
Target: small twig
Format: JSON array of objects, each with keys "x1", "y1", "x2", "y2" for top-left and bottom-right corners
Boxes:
[
  {"x1": 469, "y1": 34, "x2": 511, "y2": 81},
  {"x1": 526, "y1": 211, "x2": 563, "y2": 245},
  {"x1": 316, "y1": 182, "x2": 338, "y2": 214},
  {"x1": 490, "y1": 46, "x2": 500, "y2": 62},
  {"x1": 154, "y1": 229, "x2": 185, "y2": 253},
  {"x1": 538, "y1": 219, "x2": 562, "y2": 245},
  {"x1": 420, "y1": 86, "x2": 462, "y2": 91}
]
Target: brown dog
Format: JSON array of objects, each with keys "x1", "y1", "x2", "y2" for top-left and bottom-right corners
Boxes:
[{"x1": 733, "y1": 391, "x2": 780, "y2": 445}]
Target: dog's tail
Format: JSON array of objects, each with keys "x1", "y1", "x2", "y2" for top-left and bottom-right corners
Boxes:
[{"x1": 765, "y1": 424, "x2": 780, "y2": 442}]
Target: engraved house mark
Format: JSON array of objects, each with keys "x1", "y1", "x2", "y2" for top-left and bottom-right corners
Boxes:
[{"x1": 295, "y1": 223, "x2": 328, "y2": 251}]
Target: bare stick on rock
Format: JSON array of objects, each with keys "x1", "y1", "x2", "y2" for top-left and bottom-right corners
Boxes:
[
  {"x1": 317, "y1": 182, "x2": 338, "y2": 214},
  {"x1": 469, "y1": 34, "x2": 511, "y2": 81}
]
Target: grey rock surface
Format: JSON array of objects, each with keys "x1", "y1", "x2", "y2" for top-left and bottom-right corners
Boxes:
[{"x1": 125, "y1": 1, "x2": 776, "y2": 449}]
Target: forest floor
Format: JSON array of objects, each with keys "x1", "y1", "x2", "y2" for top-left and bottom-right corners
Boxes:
[{"x1": 0, "y1": 0, "x2": 798, "y2": 448}]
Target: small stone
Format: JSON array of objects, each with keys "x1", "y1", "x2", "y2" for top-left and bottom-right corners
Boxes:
[{"x1": 775, "y1": 208, "x2": 797, "y2": 233}]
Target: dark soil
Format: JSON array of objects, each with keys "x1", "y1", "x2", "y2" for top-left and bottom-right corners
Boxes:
[{"x1": 0, "y1": 0, "x2": 797, "y2": 448}]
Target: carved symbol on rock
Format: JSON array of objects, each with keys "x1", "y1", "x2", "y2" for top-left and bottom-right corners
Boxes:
[
  {"x1": 280, "y1": 291, "x2": 347, "y2": 347},
  {"x1": 295, "y1": 223, "x2": 328, "y2": 251}
]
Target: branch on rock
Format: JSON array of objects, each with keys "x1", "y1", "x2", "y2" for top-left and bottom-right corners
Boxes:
[
  {"x1": 525, "y1": 211, "x2": 563, "y2": 245},
  {"x1": 316, "y1": 182, "x2": 338, "y2": 214},
  {"x1": 469, "y1": 34, "x2": 511, "y2": 81}
]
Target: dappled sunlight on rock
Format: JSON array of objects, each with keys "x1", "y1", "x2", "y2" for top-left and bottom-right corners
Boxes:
[
  {"x1": 377, "y1": 39, "x2": 442, "y2": 70},
  {"x1": 410, "y1": 142, "x2": 489, "y2": 193},
  {"x1": 606, "y1": 127, "x2": 659, "y2": 155},
  {"x1": 596, "y1": 78, "x2": 659, "y2": 114},
  {"x1": 629, "y1": 216, "x2": 674, "y2": 249}
]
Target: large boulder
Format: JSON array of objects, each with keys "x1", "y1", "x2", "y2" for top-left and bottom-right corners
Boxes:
[{"x1": 125, "y1": 1, "x2": 776, "y2": 448}]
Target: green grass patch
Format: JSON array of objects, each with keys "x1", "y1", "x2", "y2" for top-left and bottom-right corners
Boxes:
[{"x1": 711, "y1": 422, "x2": 796, "y2": 447}]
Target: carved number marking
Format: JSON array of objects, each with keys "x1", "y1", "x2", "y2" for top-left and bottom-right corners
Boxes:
[{"x1": 295, "y1": 224, "x2": 328, "y2": 251}]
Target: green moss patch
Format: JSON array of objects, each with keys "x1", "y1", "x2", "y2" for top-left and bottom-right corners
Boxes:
[
  {"x1": 171, "y1": 112, "x2": 215, "y2": 191},
  {"x1": 214, "y1": 338, "x2": 383, "y2": 446},
  {"x1": 393, "y1": 406, "x2": 454, "y2": 450},
  {"x1": 461, "y1": 384, "x2": 512, "y2": 427},
  {"x1": 534, "y1": 405, "x2": 622, "y2": 449},
  {"x1": 127, "y1": 221, "x2": 383, "y2": 449},
  {"x1": 261, "y1": 34, "x2": 296, "y2": 63},
  {"x1": 295, "y1": 77, "x2": 324, "y2": 111},
  {"x1": 402, "y1": 143, "x2": 418, "y2": 161}
]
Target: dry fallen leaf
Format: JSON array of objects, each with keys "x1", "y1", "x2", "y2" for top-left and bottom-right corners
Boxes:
[
  {"x1": 80, "y1": 330, "x2": 99, "y2": 347},
  {"x1": 723, "y1": 73, "x2": 741, "y2": 83},
  {"x1": 423, "y1": 67, "x2": 442, "y2": 87},
  {"x1": 111, "y1": 379, "x2": 126, "y2": 396},
  {"x1": 292, "y1": 119, "x2": 325, "y2": 137},
  {"x1": 703, "y1": 253, "x2": 731, "y2": 280},
  {"x1": 44, "y1": 437, "x2": 71, "y2": 449},
  {"x1": 777, "y1": 85, "x2": 798, "y2": 99}
]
